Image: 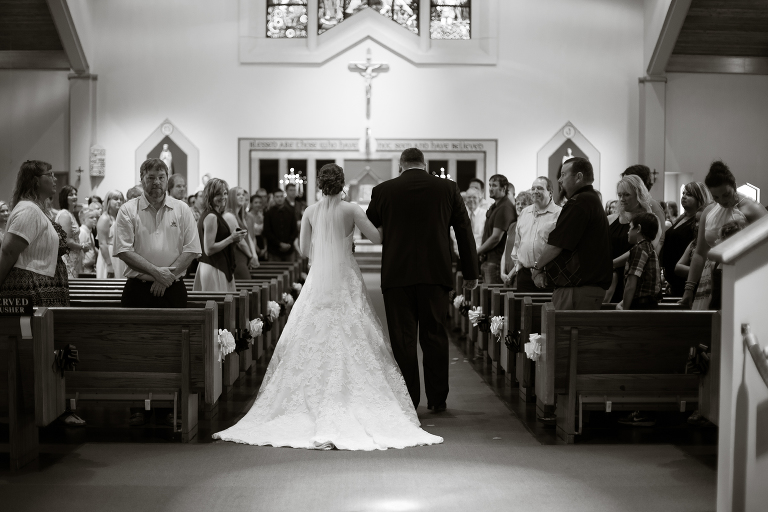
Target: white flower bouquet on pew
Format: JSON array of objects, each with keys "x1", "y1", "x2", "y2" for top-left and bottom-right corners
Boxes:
[
  {"x1": 249, "y1": 318, "x2": 263, "y2": 338},
  {"x1": 266, "y1": 300, "x2": 280, "y2": 322},
  {"x1": 218, "y1": 329, "x2": 236, "y2": 365},
  {"x1": 490, "y1": 316, "x2": 504, "y2": 340},
  {"x1": 467, "y1": 306, "x2": 483, "y2": 326},
  {"x1": 525, "y1": 334, "x2": 543, "y2": 361},
  {"x1": 282, "y1": 292, "x2": 294, "y2": 308}
]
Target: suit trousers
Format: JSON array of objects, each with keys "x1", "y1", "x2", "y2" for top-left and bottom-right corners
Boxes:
[
  {"x1": 382, "y1": 284, "x2": 450, "y2": 409},
  {"x1": 551, "y1": 286, "x2": 604, "y2": 311}
]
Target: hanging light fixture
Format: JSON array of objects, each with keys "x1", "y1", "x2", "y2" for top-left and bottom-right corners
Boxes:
[{"x1": 279, "y1": 168, "x2": 308, "y2": 196}]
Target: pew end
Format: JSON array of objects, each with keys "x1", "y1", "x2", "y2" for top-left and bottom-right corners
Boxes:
[{"x1": 0, "y1": 309, "x2": 64, "y2": 471}]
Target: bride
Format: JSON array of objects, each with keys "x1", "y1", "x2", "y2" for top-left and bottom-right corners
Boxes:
[{"x1": 213, "y1": 164, "x2": 443, "y2": 450}]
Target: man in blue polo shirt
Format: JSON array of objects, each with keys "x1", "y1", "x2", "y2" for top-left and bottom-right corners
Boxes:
[{"x1": 530, "y1": 158, "x2": 612, "y2": 310}]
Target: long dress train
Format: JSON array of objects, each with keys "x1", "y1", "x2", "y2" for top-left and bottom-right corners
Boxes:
[{"x1": 213, "y1": 195, "x2": 442, "y2": 450}]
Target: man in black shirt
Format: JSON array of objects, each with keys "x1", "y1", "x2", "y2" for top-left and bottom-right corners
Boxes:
[
  {"x1": 477, "y1": 174, "x2": 516, "y2": 284},
  {"x1": 531, "y1": 158, "x2": 612, "y2": 310},
  {"x1": 263, "y1": 189, "x2": 298, "y2": 262}
]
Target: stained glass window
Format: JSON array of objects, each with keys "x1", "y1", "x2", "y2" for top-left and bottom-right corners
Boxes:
[
  {"x1": 318, "y1": 1, "x2": 419, "y2": 36},
  {"x1": 267, "y1": 0, "x2": 308, "y2": 38},
  {"x1": 430, "y1": 1, "x2": 470, "y2": 40}
]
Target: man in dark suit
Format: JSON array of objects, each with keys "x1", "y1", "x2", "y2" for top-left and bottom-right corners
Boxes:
[{"x1": 367, "y1": 148, "x2": 479, "y2": 412}]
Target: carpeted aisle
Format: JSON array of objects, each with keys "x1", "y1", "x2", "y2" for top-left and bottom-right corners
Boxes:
[{"x1": 0, "y1": 273, "x2": 716, "y2": 512}]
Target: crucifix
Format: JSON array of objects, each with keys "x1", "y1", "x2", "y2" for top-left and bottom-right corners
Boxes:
[{"x1": 348, "y1": 48, "x2": 389, "y2": 122}]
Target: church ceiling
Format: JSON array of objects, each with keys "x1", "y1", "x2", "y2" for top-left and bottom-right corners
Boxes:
[
  {"x1": 0, "y1": 0, "x2": 63, "y2": 51},
  {"x1": 672, "y1": 0, "x2": 768, "y2": 57}
]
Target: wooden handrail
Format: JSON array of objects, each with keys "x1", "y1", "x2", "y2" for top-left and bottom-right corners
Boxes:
[
  {"x1": 742, "y1": 324, "x2": 768, "y2": 390},
  {"x1": 709, "y1": 215, "x2": 768, "y2": 265}
]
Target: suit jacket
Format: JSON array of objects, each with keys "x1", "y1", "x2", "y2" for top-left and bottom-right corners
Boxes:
[{"x1": 366, "y1": 169, "x2": 479, "y2": 290}]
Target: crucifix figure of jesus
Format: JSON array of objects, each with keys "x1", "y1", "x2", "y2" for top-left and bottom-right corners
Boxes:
[{"x1": 348, "y1": 48, "x2": 389, "y2": 121}]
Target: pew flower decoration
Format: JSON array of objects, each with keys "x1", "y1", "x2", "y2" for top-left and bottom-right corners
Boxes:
[
  {"x1": 524, "y1": 333, "x2": 543, "y2": 362},
  {"x1": 490, "y1": 316, "x2": 504, "y2": 340},
  {"x1": 467, "y1": 306, "x2": 482, "y2": 326},
  {"x1": 282, "y1": 292, "x2": 294, "y2": 308},
  {"x1": 290, "y1": 282, "x2": 302, "y2": 300},
  {"x1": 266, "y1": 301, "x2": 280, "y2": 322},
  {"x1": 218, "y1": 329, "x2": 236, "y2": 364},
  {"x1": 299, "y1": 272, "x2": 307, "y2": 284},
  {"x1": 249, "y1": 318, "x2": 263, "y2": 338}
]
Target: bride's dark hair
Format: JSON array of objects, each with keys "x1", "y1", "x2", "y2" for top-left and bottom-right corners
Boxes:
[{"x1": 317, "y1": 164, "x2": 345, "y2": 196}]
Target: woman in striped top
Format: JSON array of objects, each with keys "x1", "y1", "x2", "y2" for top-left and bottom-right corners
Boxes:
[{"x1": 0, "y1": 161, "x2": 70, "y2": 307}]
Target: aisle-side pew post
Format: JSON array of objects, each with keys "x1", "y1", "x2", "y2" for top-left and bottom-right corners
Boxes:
[
  {"x1": 502, "y1": 291, "x2": 517, "y2": 387},
  {"x1": 237, "y1": 290, "x2": 253, "y2": 375},
  {"x1": 518, "y1": 296, "x2": 537, "y2": 403}
]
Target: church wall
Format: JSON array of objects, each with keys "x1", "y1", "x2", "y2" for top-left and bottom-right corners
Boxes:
[
  {"x1": 77, "y1": 0, "x2": 643, "y2": 199},
  {"x1": 665, "y1": 72, "x2": 768, "y2": 203},
  {"x1": 0, "y1": 70, "x2": 71, "y2": 203}
]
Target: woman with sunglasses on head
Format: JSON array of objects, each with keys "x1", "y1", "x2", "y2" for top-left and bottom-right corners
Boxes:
[{"x1": 680, "y1": 161, "x2": 767, "y2": 310}]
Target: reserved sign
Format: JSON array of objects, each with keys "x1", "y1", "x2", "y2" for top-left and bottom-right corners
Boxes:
[{"x1": 0, "y1": 297, "x2": 33, "y2": 316}]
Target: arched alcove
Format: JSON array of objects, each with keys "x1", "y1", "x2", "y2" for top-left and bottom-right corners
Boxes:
[
  {"x1": 537, "y1": 122, "x2": 600, "y2": 203},
  {"x1": 135, "y1": 120, "x2": 199, "y2": 188}
]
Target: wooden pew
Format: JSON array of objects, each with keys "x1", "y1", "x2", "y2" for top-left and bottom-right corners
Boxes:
[
  {"x1": 69, "y1": 290, "x2": 251, "y2": 395},
  {"x1": 534, "y1": 304, "x2": 719, "y2": 442},
  {"x1": 0, "y1": 310, "x2": 65, "y2": 471},
  {"x1": 45, "y1": 302, "x2": 219, "y2": 442}
]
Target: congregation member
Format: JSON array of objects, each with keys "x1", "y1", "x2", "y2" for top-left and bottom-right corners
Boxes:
[
  {"x1": 605, "y1": 199, "x2": 617, "y2": 215},
  {"x1": 464, "y1": 187, "x2": 487, "y2": 249},
  {"x1": 476, "y1": 175, "x2": 516, "y2": 284},
  {"x1": 499, "y1": 189, "x2": 534, "y2": 284},
  {"x1": 617, "y1": 213, "x2": 661, "y2": 310},
  {"x1": 114, "y1": 158, "x2": 201, "y2": 308},
  {"x1": 264, "y1": 188, "x2": 299, "y2": 262},
  {"x1": 532, "y1": 158, "x2": 612, "y2": 310},
  {"x1": 86, "y1": 198, "x2": 102, "y2": 251},
  {"x1": 167, "y1": 174, "x2": 187, "y2": 201},
  {"x1": 0, "y1": 200, "x2": 9, "y2": 246},
  {"x1": 55, "y1": 185, "x2": 88, "y2": 278},
  {"x1": 225, "y1": 186, "x2": 259, "y2": 279},
  {"x1": 505, "y1": 177, "x2": 561, "y2": 292},
  {"x1": 126, "y1": 185, "x2": 143, "y2": 201},
  {"x1": 681, "y1": 161, "x2": 766, "y2": 310},
  {"x1": 193, "y1": 179, "x2": 244, "y2": 292},
  {"x1": 96, "y1": 190, "x2": 125, "y2": 278},
  {"x1": 468, "y1": 177, "x2": 493, "y2": 209},
  {"x1": 605, "y1": 175, "x2": 657, "y2": 303},
  {"x1": 662, "y1": 182, "x2": 712, "y2": 296},
  {"x1": 621, "y1": 165, "x2": 668, "y2": 247},
  {"x1": 284, "y1": 183, "x2": 306, "y2": 230},
  {"x1": 0, "y1": 161, "x2": 70, "y2": 307},
  {"x1": 247, "y1": 193, "x2": 267, "y2": 259},
  {"x1": 79, "y1": 207, "x2": 99, "y2": 274},
  {"x1": 667, "y1": 201, "x2": 678, "y2": 222}
]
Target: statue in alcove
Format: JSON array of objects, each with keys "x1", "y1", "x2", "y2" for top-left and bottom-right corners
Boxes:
[
  {"x1": 159, "y1": 144, "x2": 173, "y2": 174},
  {"x1": 562, "y1": 148, "x2": 574, "y2": 164}
]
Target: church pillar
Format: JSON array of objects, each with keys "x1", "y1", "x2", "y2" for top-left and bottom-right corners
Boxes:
[
  {"x1": 68, "y1": 73, "x2": 98, "y2": 200},
  {"x1": 306, "y1": 157, "x2": 316, "y2": 204},
  {"x1": 278, "y1": 158, "x2": 288, "y2": 191},
  {"x1": 307, "y1": 0, "x2": 318, "y2": 50},
  {"x1": 448, "y1": 159, "x2": 457, "y2": 182},
  {"x1": 419, "y1": 0, "x2": 430, "y2": 51},
  {"x1": 638, "y1": 76, "x2": 666, "y2": 201}
]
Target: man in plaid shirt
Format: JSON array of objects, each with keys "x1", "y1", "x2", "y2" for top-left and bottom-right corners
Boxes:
[{"x1": 619, "y1": 212, "x2": 661, "y2": 310}]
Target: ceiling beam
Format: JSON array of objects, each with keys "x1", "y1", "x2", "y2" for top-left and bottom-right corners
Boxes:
[
  {"x1": 647, "y1": 0, "x2": 692, "y2": 76},
  {"x1": 667, "y1": 54, "x2": 768, "y2": 75},
  {"x1": 46, "y1": 0, "x2": 88, "y2": 74},
  {"x1": 0, "y1": 50, "x2": 70, "y2": 69}
]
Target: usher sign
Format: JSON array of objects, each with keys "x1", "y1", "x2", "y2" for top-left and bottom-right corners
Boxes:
[{"x1": 0, "y1": 297, "x2": 33, "y2": 316}]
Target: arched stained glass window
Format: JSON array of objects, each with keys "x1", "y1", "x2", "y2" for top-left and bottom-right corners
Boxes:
[
  {"x1": 430, "y1": 0, "x2": 470, "y2": 40},
  {"x1": 267, "y1": 0, "x2": 309, "y2": 38},
  {"x1": 318, "y1": 1, "x2": 420, "y2": 35}
]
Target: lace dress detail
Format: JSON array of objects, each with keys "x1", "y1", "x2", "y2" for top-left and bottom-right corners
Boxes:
[{"x1": 213, "y1": 208, "x2": 442, "y2": 450}]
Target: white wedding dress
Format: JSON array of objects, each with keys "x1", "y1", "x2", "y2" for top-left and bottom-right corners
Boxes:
[{"x1": 212, "y1": 194, "x2": 442, "y2": 450}]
